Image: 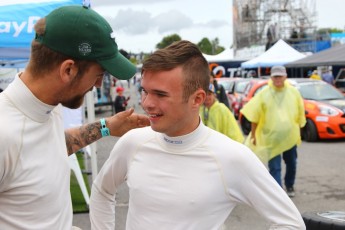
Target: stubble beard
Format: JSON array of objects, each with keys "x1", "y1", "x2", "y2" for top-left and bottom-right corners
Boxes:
[{"x1": 61, "y1": 94, "x2": 85, "y2": 109}]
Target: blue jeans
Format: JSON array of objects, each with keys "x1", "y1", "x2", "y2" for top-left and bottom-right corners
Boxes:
[{"x1": 268, "y1": 145, "x2": 297, "y2": 188}]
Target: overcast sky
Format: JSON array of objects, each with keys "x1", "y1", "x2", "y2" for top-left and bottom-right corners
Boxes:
[{"x1": 92, "y1": 0, "x2": 345, "y2": 53}]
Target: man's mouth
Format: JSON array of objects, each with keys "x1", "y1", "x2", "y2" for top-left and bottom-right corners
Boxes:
[{"x1": 148, "y1": 113, "x2": 162, "y2": 118}]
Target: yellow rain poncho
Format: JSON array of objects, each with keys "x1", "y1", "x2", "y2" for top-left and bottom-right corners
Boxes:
[
  {"x1": 200, "y1": 101, "x2": 244, "y2": 143},
  {"x1": 240, "y1": 80, "x2": 306, "y2": 162}
]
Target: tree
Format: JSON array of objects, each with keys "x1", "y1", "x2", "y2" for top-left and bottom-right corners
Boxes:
[
  {"x1": 212, "y1": 38, "x2": 225, "y2": 54},
  {"x1": 197, "y1": 37, "x2": 225, "y2": 55},
  {"x1": 156, "y1": 34, "x2": 182, "y2": 49},
  {"x1": 197, "y1": 38, "x2": 213, "y2": 54},
  {"x1": 316, "y1": 28, "x2": 343, "y2": 41},
  {"x1": 318, "y1": 28, "x2": 343, "y2": 34}
]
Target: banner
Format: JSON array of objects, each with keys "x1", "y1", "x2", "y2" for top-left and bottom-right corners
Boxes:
[{"x1": 0, "y1": 0, "x2": 84, "y2": 60}]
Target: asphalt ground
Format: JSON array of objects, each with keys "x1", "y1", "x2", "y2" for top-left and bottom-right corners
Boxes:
[{"x1": 73, "y1": 80, "x2": 345, "y2": 230}]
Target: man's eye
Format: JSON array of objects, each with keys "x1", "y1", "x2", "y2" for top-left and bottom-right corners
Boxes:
[{"x1": 157, "y1": 93, "x2": 167, "y2": 97}]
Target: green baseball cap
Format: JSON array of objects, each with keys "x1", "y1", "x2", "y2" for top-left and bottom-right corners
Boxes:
[{"x1": 35, "y1": 5, "x2": 135, "y2": 80}]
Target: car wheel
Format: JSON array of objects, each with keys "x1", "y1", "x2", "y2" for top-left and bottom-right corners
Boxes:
[
  {"x1": 301, "y1": 119, "x2": 318, "y2": 142},
  {"x1": 302, "y1": 211, "x2": 345, "y2": 230},
  {"x1": 241, "y1": 116, "x2": 251, "y2": 135}
]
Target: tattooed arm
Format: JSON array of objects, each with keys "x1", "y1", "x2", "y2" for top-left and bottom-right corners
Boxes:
[{"x1": 65, "y1": 108, "x2": 150, "y2": 155}]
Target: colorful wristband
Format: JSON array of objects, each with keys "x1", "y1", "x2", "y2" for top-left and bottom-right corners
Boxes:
[{"x1": 100, "y1": 118, "x2": 110, "y2": 137}]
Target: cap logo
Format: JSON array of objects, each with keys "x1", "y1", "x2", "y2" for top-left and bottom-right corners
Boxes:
[{"x1": 78, "y1": 43, "x2": 92, "y2": 56}]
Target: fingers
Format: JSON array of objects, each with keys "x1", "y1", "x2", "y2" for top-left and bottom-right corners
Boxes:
[
  {"x1": 129, "y1": 114, "x2": 149, "y2": 127},
  {"x1": 108, "y1": 109, "x2": 149, "y2": 134},
  {"x1": 136, "y1": 114, "x2": 150, "y2": 127},
  {"x1": 113, "y1": 108, "x2": 134, "y2": 119},
  {"x1": 126, "y1": 107, "x2": 134, "y2": 116}
]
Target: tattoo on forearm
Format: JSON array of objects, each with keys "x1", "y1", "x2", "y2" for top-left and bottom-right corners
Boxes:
[
  {"x1": 65, "y1": 132, "x2": 74, "y2": 155},
  {"x1": 65, "y1": 121, "x2": 102, "y2": 155},
  {"x1": 82, "y1": 123, "x2": 101, "y2": 145}
]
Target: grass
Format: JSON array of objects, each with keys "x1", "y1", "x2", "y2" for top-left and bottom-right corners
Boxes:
[{"x1": 70, "y1": 151, "x2": 90, "y2": 213}]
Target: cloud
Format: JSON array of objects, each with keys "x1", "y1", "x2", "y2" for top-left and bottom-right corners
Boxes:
[
  {"x1": 103, "y1": 8, "x2": 228, "y2": 37},
  {"x1": 92, "y1": 0, "x2": 233, "y2": 52},
  {"x1": 153, "y1": 10, "x2": 193, "y2": 33},
  {"x1": 106, "y1": 9, "x2": 153, "y2": 34},
  {"x1": 92, "y1": 0, "x2": 170, "y2": 6},
  {"x1": 197, "y1": 19, "x2": 229, "y2": 28},
  {"x1": 105, "y1": 9, "x2": 194, "y2": 35}
]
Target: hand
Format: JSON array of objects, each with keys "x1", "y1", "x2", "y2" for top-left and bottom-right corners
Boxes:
[{"x1": 106, "y1": 108, "x2": 150, "y2": 136}]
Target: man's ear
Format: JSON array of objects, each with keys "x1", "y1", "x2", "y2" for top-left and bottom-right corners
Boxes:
[
  {"x1": 60, "y1": 59, "x2": 77, "y2": 83},
  {"x1": 191, "y1": 89, "x2": 206, "y2": 107}
]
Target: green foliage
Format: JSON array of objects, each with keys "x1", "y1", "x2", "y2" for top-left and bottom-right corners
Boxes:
[
  {"x1": 70, "y1": 152, "x2": 90, "y2": 213},
  {"x1": 129, "y1": 57, "x2": 137, "y2": 65},
  {"x1": 198, "y1": 38, "x2": 213, "y2": 54},
  {"x1": 197, "y1": 37, "x2": 225, "y2": 55},
  {"x1": 215, "y1": 46, "x2": 225, "y2": 54},
  {"x1": 317, "y1": 28, "x2": 344, "y2": 34},
  {"x1": 156, "y1": 34, "x2": 182, "y2": 49},
  {"x1": 148, "y1": 34, "x2": 225, "y2": 61}
]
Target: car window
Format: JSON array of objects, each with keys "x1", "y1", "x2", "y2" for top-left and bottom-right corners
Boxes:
[
  {"x1": 243, "y1": 82, "x2": 254, "y2": 96},
  {"x1": 218, "y1": 81, "x2": 234, "y2": 92},
  {"x1": 296, "y1": 82, "x2": 345, "y2": 100},
  {"x1": 335, "y1": 68, "x2": 345, "y2": 93},
  {"x1": 235, "y1": 81, "x2": 250, "y2": 93}
]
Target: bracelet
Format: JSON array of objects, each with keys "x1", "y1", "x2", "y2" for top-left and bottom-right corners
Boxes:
[{"x1": 100, "y1": 118, "x2": 110, "y2": 137}]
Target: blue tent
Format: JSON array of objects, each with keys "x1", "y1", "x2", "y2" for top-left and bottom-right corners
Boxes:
[{"x1": 0, "y1": 0, "x2": 85, "y2": 68}]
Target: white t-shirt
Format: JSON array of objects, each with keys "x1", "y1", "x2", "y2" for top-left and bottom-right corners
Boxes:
[
  {"x1": 0, "y1": 75, "x2": 72, "y2": 229},
  {"x1": 90, "y1": 123, "x2": 305, "y2": 230}
]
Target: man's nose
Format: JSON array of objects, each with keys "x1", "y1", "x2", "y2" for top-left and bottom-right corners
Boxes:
[
  {"x1": 141, "y1": 93, "x2": 155, "y2": 109},
  {"x1": 94, "y1": 76, "x2": 104, "y2": 88}
]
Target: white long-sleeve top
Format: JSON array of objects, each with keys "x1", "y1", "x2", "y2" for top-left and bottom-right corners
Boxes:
[
  {"x1": 0, "y1": 75, "x2": 71, "y2": 229},
  {"x1": 90, "y1": 123, "x2": 305, "y2": 230}
]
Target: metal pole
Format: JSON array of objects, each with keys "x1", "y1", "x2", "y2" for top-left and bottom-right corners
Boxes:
[{"x1": 85, "y1": 90, "x2": 98, "y2": 182}]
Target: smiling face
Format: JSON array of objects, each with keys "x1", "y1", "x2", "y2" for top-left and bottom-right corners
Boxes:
[{"x1": 141, "y1": 67, "x2": 205, "y2": 137}]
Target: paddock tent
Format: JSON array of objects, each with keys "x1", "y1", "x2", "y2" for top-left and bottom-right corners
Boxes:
[
  {"x1": 203, "y1": 48, "x2": 234, "y2": 62},
  {"x1": 203, "y1": 48, "x2": 246, "y2": 77},
  {"x1": 241, "y1": 39, "x2": 306, "y2": 69},
  {"x1": 285, "y1": 44, "x2": 345, "y2": 68},
  {"x1": 0, "y1": 0, "x2": 84, "y2": 68}
]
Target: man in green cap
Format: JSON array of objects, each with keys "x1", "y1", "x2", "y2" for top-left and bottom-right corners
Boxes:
[{"x1": 0, "y1": 5, "x2": 149, "y2": 229}]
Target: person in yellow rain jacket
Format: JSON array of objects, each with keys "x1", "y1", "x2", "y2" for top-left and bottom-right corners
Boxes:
[
  {"x1": 240, "y1": 66, "x2": 306, "y2": 198},
  {"x1": 309, "y1": 70, "x2": 321, "y2": 80},
  {"x1": 200, "y1": 83, "x2": 244, "y2": 143}
]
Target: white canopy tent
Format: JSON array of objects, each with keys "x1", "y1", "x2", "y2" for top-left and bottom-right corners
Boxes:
[
  {"x1": 202, "y1": 48, "x2": 246, "y2": 78},
  {"x1": 203, "y1": 47, "x2": 234, "y2": 62},
  {"x1": 241, "y1": 39, "x2": 306, "y2": 69}
]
